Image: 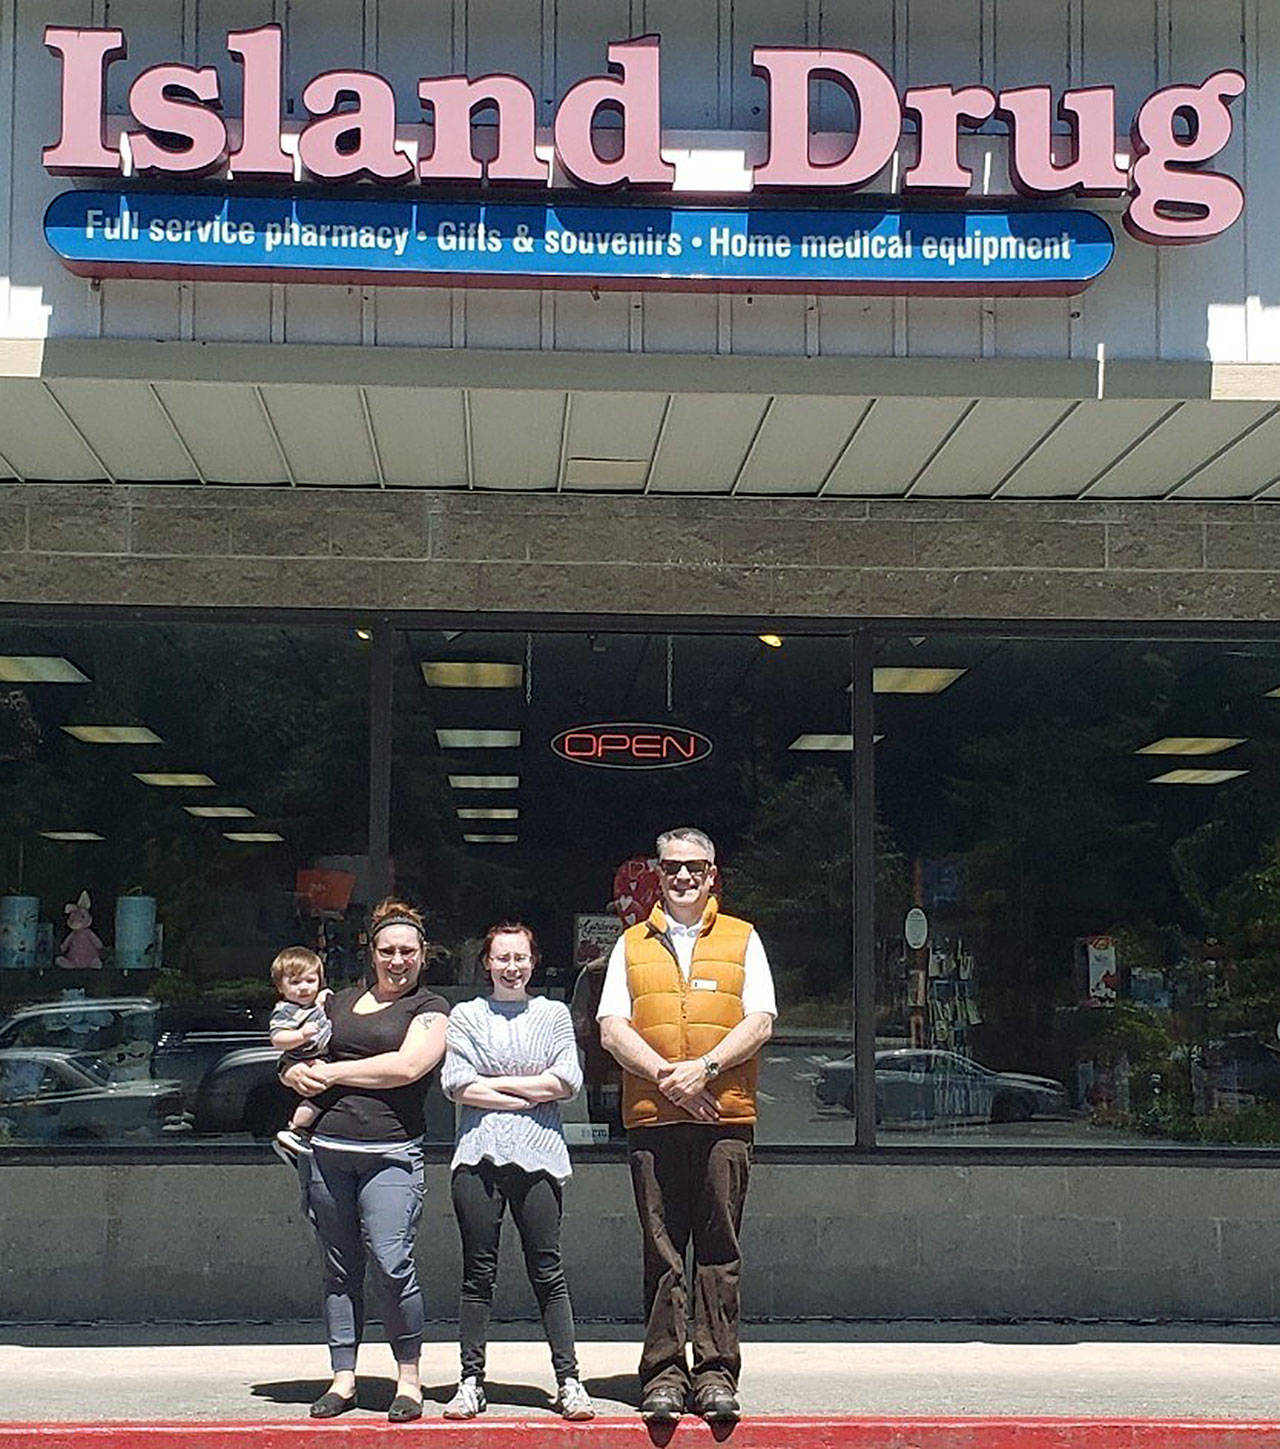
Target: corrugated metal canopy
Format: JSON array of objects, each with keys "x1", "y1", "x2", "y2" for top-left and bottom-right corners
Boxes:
[{"x1": 2, "y1": 342, "x2": 1280, "y2": 500}]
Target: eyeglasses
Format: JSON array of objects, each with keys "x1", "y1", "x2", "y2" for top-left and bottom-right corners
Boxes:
[
  {"x1": 489, "y1": 952, "x2": 533, "y2": 966},
  {"x1": 657, "y1": 858, "x2": 713, "y2": 881},
  {"x1": 374, "y1": 944, "x2": 420, "y2": 961}
]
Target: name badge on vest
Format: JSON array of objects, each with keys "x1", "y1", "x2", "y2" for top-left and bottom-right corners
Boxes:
[{"x1": 690, "y1": 977, "x2": 717, "y2": 991}]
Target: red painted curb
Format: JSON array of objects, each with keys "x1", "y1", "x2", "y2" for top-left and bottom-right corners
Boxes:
[{"x1": 2, "y1": 1421, "x2": 1280, "y2": 1449}]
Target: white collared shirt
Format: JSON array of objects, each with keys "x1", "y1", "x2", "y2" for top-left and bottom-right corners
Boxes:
[{"x1": 596, "y1": 913, "x2": 778, "y2": 1021}]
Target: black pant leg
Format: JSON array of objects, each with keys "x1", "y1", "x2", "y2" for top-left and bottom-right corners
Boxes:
[
  {"x1": 689, "y1": 1129, "x2": 752, "y2": 1395},
  {"x1": 629, "y1": 1126, "x2": 694, "y2": 1397},
  {"x1": 450, "y1": 1162, "x2": 506, "y2": 1383},
  {"x1": 506, "y1": 1168, "x2": 579, "y2": 1384}
]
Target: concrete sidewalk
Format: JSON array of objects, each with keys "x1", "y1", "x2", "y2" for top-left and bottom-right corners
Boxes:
[{"x1": 3, "y1": 1322, "x2": 1280, "y2": 1423}]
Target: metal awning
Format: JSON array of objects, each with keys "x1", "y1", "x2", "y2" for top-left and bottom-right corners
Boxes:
[{"x1": 1, "y1": 340, "x2": 1278, "y2": 500}]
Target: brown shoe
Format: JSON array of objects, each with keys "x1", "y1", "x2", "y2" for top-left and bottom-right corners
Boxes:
[
  {"x1": 694, "y1": 1387, "x2": 740, "y2": 1423},
  {"x1": 639, "y1": 1387, "x2": 685, "y2": 1423}
]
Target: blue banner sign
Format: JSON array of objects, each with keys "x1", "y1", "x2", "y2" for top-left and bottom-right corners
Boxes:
[{"x1": 45, "y1": 190, "x2": 1114, "y2": 295}]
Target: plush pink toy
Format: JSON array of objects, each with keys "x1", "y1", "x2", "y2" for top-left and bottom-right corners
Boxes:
[{"x1": 56, "y1": 890, "x2": 104, "y2": 970}]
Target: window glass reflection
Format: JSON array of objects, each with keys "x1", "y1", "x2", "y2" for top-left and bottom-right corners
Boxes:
[
  {"x1": 873, "y1": 635, "x2": 1280, "y2": 1149},
  {"x1": 0, "y1": 620, "x2": 369, "y2": 1147},
  {"x1": 391, "y1": 629, "x2": 854, "y2": 1147}
]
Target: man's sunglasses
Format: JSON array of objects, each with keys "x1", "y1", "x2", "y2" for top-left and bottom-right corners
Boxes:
[{"x1": 657, "y1": 858, "x2": 713, "y2": 881}]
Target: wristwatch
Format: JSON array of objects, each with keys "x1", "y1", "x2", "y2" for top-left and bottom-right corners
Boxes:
[{"x1": 702, "y1": 1056, "x2": 721, "y2": 1079}]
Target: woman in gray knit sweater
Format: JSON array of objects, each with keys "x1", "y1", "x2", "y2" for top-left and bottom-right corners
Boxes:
[{"x1": 439, "y1": 921, "x2": 594, "y2": 1421}]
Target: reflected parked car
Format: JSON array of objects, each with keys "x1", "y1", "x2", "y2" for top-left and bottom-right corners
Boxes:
[
  {"x1": 813, "y1": 1048, "x2": 1069, "y2": 1124},
  {"x1": 0, "y1": 997, "x2": 278, "y2": 1136},
  {"x1": 0, "y1": 1048, "x2": 185, "y2": 1143},
  {"x1": 193, "y1": 1045, "x2": 294, "y2": 1139}
]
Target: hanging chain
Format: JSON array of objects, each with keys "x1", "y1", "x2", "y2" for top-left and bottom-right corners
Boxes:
[
  {"x1": 666, "y1": 634, "x2": 674, "y2": 713},
  {"x1": 525, "y1": 632, "x2": 533, "y2": 705}
]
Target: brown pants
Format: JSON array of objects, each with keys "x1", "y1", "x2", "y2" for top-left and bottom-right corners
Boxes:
[{"x1": 628, "y1": 1123, "x2": 753, "y2": 1397}]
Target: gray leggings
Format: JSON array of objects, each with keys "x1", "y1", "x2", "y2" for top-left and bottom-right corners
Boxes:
[{"x1": 302, "y1": 1143, "x2": 426, "y2": 1373}]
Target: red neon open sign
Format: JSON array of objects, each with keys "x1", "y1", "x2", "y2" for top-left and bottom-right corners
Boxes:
[{"x1": 551, "y1": 723, "x2": 713, "y2": 770}]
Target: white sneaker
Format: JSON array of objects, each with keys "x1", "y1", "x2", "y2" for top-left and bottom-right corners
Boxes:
[
  {"x1": 556, "y1": 1377, "x2": 595, "y2": 1421},
  {"x1": 272, "y1": 1128, "x2": 312, "y2": 1166},
  {"x1": 443, "y1": 1378, "x2": 486, "y2": 1419}
]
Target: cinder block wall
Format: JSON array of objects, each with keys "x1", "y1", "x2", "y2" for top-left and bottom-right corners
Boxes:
[
  {"x1": 3, "y1": 487, "x2": 1277, "y2": 1325},
  {"x1": 0, "y1": 485, "x2": 1276, "y2": 622},
  {"x1": 2, "y1": 1160, "x2": 1275, "y2": 1323}
]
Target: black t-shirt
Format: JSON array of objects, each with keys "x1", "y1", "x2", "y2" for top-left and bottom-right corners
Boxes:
[{"x1": 309, "y1": 982, "x2": 449, "y2": 1143}]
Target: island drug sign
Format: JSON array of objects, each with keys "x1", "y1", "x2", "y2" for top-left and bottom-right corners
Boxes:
[{"x1": 40, "y1": 27, "x2": 1246, "y2": 296}]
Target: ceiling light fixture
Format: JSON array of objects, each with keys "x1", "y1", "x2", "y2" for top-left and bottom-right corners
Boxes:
[
  {"x1": 184, "y1": 806, "x2": 256, "y2": 818},
  {"x1": 1150, "y1": 769, "x2": 1248, "y2": 786},
  {"x1": 457, "y1": 808, "x2": 519, "y2": 820},
  {"x1": 1137, "y1": 737, "x2": 1245, "y2": 756},
  {"x1": 223, "y1": 831, "x2": 284, "y2": 843},
  {"x1": 40, "y1": 830, "x2": 104, "y2": 841},
  {"x1": 436, "y1": 728, "x2": 522, "y2": 749},
  {"x1": 872, "y1": 667, "x2": 967, "y2": 694},
  {"x1": 790, "y1": 733, "x2": 854, "y2": 751},
  {"x1": 422, "y1": 662, "x2": 523, "y2": 689},
  {"x1": 758, "y1": 634, "x2": 784, "y2": 649},
  {"x1": 0, "y1": 656, "x2": 89, "y2": 683},
  {"x1": 463, "y1": 834, "x2": 519, "y2": 843},
  {"x1": 354, "y1": 628, "x2": 373, "y2": 642},
  {"x1": 449, "y1": 774, "x2": 519, "y2": 790},
  {"x1": 788, "y1": 733, "x2": 884, "y2": 751},
  {"x1": 134, "y1": 772, "x2": 216, "y2": 787},
  {"x1": 62, "y1": 725, "x2": 163, "y2": 745}
]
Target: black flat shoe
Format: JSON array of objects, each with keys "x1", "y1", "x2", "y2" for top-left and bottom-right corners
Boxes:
[
  {"x1": 310, "y1": 1391, "x2": 357, "y2": 1419},
  {"x1": 694, "y1": 1388, "x2": 741, "y2": 1424},
  {"x1": 639, "y1": 1388, "x2": 685, "y2": 1423},
  {"x1": 387, "y1": 1394, "x2": 423, "y2": 1422}
]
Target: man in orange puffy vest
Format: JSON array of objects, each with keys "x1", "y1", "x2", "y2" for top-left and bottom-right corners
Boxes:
[{"x1": 597, "y1": 826, "x2": 777, "y2": 1425}]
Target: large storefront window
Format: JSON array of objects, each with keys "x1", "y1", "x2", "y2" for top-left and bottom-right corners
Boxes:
[
  {"x1": 12, "y1": 614, "x2": 1280, "y2": 1158},
  {"x1": 872, "y1": 634, "x2": 1280, "y2": 1150},
  {"x1": 390, "y1": 628, "x2": 855, "y2": 1146},
  {"x1": 0, "y1": 618, "x2": 369, "y2": 1147}
]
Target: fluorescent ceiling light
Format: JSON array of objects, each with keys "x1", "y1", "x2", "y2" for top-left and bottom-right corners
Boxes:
[
  {"x1": 1137, "y1": 736, "x2": 1246, "y2": 756},
  {"x1": 790, "y1": 734, "x2": 853, "y2": 751},
  {"x1": 40, "y1": 830, "x2": 104, "y2": 842},
  {"x1": 872, "y1": 667, "x2": 967, "y2": 694},
  {"x1": 449, "y1": 774, "x2": 519, "y2": 790},
  {"x1": 463, "y1": 834, "x2": 519, "y2": 843},
  {"x1": 436, "y1": 728, "x2": 521, "y2": 749},
  {"x1": 184, "y1": 805, "x2": 255, "y2": 819},
  {"x1": 62, "y1": 724, "x2": 162, "y2": 745},
  {"x1": 0, "y1": 656, "x2": 89, "y2": 683},
  {"x1": 457, "y1": 808, "x2": 519, "y2": 820},
  {"x1": 134, "y1": 772, "x2": 216, "y2": 787},
  {"x1": 223, "y1": 831, "x2": 284, "y2": 843},
  {"x1": 422, "y1": 662, "x2": 523, "y2": 689},
  {"x1": 1150, "y1": 769, "x2": 1248, "y2": 786},
  {"x1": 758, "y1": 634, "x2": 784, "y2": 649},
  {"x1": 789, "y1": 734, "x2": 883, "y2": 751}
]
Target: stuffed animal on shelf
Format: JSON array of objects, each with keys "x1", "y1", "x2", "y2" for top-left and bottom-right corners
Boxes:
[{"x1": 56, "y1": 890, "x2": 104, "y2": 970}]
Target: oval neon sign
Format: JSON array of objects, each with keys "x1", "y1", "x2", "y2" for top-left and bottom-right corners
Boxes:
[{"x1": 551, "y1": 723, "x2": 713, "y2": 770}]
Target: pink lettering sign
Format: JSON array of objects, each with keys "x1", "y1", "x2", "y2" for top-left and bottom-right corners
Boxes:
[
  {"x1": 417, "y1": 73, "x2": 543, "y2": 182},
  {"x1": 554, "y1": 37, "x2": 674, "y2": 187},
  {"x1": 1126, "y1": 72, "x2": 1246, "y2": 243},
  {"x1": 40, "y1": 26, "x2": 1249, "y2": 245}
]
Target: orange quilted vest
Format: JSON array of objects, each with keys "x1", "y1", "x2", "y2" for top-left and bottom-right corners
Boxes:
[{"x1": 621, "y1": 899, "x2": 758, "y2": 1129}]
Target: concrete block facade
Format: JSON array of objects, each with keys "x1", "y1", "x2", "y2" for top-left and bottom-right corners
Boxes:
[
  {"x1": 1, "y1": 485, "x2": 1279, "y2": 624},
  {"x1": 4, "y1": 1160, "x2": 1277, "y2": 1324}
]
